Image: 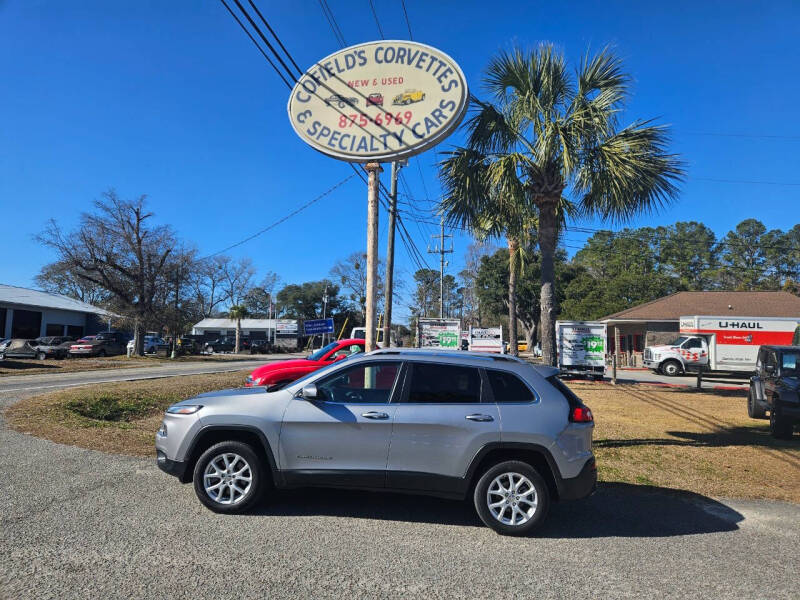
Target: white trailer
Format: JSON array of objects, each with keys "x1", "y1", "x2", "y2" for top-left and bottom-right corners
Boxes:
[
  {"x1": 468, "y1": 326, "x2": 504, "y2": 353},
  {"x1": 556, "y1": 321, "x2": 607, "y2": 378},
  {"x1": 416, "y1": 318, "x2": 461, "y2": 350},
  {"x1": 643, "y1": 315, "x2": 800, "y2": 376}
]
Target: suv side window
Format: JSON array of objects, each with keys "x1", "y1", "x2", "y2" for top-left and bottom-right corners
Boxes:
[
  {"x1": 486, "y1": 369, "x2": 536, "y2": 403},
  {"x1": 315, "y1": 361, "x2": 401, "y2": 404},
  {"x1": 404, "y1": 362, "x2": 481, "y2": 404}
]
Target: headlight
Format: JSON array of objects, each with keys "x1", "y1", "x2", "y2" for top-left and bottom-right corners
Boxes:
[
  {"x1": 166, "y1": 404, "x2": 203, "y2": 415},
  {"x1": 157, "y1": 422, "x2": 168, "y2": 437}
]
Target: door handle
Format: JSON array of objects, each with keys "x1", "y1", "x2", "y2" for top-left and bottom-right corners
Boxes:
[
  {"x1": 361, "y1": 411, "x2": 389, "y2": 420},
  {"x1": 465, "y1": 414, "x2": 494, "y2": 422}
]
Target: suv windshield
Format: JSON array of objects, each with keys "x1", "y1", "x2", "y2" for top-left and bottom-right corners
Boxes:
[{"x1": 307, "y1": 342, "x2": 339, "y2": 361}]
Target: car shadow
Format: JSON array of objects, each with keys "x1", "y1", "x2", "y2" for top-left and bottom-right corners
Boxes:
[
  {"x1": 0, "y1": 360, "x2": 59, "y2": 371},
  {"x1": 596, "y1": 428, "x2": 799, "y2": 452},
  {"x1": 250, "y1": 482, "x2": 743, "y2": 537}
]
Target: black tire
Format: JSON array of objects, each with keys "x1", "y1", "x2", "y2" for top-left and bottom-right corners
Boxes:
[
  {"x1": 193, "y1": 441, "x2": 265, "y2": 513},
  {"x1": 770, "y1": 409, "x2": 794, "y2": 440},
  {"x1": 37, "y1": 351, "x2": 47, "y2": 361},
  {"x1": 661, "y1": 359, "x2": 683, "y2": 377},
  {"x1": 747, "y1": 389, "x2": 767, "y2": 419},
  {"x1": 473, "y1": 460, "x2": 550, "y2": 536}
]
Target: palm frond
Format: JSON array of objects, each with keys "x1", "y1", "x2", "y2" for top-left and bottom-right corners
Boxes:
[{"x1": 575, "y1": 121, "x2": 686, "y2": 222}]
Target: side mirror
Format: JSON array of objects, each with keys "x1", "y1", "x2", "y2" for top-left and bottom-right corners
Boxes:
[{"x1": 301, "y1": 383, "x2": 318, "y2": 400}]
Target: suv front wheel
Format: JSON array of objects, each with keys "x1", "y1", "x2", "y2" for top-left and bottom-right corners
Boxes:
[
  {"x1": 193, "y1": 441, "x2": 265, "y2": 513},
  {"x1": 473, "y1": 460, "x2": 550, "y2": 536}
]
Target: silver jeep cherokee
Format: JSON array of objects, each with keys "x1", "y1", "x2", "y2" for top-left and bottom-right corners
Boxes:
[{"x1": 156, "y1": 349, "x2": 596, "y2": 535}]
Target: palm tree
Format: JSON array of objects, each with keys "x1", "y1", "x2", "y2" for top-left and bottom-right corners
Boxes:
[
  {"x1": 439, "y1": 44, "x2": 684, "y2": 365},
  {"x1": 228, "y1": 304, "x2": 249, "y2": 354}
]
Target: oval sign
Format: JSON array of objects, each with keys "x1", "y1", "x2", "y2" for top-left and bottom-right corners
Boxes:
[{"x1": 287, "y1": 40, "x2": 468, "y2": 162}]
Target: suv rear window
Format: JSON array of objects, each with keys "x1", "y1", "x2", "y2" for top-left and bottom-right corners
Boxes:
[
  {"x1": 406, "y1": 363, "x2": 481, "y2": 404},
  {"x1": 546, "y1": 374, "x2": 582, "y2": 409},
  {"x1": 487, "y1": 370, "x2": 535, "y2": 403}
]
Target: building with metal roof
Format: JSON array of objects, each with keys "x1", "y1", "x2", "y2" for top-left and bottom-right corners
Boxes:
[{"x1": 0, "y1": 284, "x2": 109, "y2": 340}]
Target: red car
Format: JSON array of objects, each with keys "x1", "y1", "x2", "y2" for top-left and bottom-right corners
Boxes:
[
  {"x1": 367, "y1": 92, "x2": 384, "y2": 106},
  {"x1": 244, "y1": 339, "x2": 366, "y2": 389}
]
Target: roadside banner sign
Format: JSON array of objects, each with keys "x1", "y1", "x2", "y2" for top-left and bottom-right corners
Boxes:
[
  {"x1": 469, "y1": 326, "x2": 504, "y2": 353},
  {"x1": 303, "y1": 318, "x2": 335, "y2": 336},
  {"x1": 416, "y1": 318, "x2": 461, "y2": 350},
  {"x1": 276, "y1": 320, "x2": 298, "y2": 335},
  {"x1": 287, "y1": 40, "x2": 468, "y2": 162}
]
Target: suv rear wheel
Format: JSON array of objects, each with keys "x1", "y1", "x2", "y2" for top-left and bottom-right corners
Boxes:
[
  {"x1": 769, "y1": 409, "x2": 794, "y2": 440},
  {"x1": 193, "y1": 441, "x2": 265, "y2": 513},
  {"x1": 473, "y1": 460, "x2": 550, "y2": 536}
]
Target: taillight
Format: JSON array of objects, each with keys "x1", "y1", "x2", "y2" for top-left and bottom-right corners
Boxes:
[{"x1": 570, "y1": 405, "x2": 594, "y2": 423}]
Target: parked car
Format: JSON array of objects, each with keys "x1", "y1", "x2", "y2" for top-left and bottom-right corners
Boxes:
[
  {"x1": 203, "y1": 337, "x2": 248, "y2": 354},
  {"x1": 748, "y1": 345, "x2": 800, "y2": 439},
  {"x1": 244, "y1": 339, "x2": 365, "y2": 389},
  {"x1": 0, "y1": 339, "x2": 38, "y2": 360},
  {"x1": 127, "y1": 336, "x2": 167, "y2": 355},
  {"x1": 31, "y1": 336, "x2": 74, "y2": 359},
  {"x1": 156, "y1": 348, "x2": 596, "y2": 535},
  {"x1": 69, "y1": 331, "x2": 129, "y2": 357}
]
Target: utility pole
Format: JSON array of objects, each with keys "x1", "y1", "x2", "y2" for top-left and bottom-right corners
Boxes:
[
  {"x1": 383, "y1": 159, "x2": 406, "y2": 349},
  {"x1": 428, "y1": 215, "x2": 453, "y2": 318},
  {"x1": 364, "y1": 162, "x2": 383, "y2": 352},
  {"x1": 321, "y1": 282, "x2": 329, "y2": 348}
]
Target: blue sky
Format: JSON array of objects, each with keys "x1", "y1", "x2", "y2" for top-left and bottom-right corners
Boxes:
[{"x1": 2, "y1": 1, "x2": 799, "y2": 321}]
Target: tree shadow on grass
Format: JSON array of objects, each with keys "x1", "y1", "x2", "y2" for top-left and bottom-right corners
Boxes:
[{"x1": 250, "y1": 482, "x2": 742, "y2": 538}]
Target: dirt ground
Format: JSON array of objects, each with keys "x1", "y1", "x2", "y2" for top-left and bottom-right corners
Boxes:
[{"x1": 5, "y1": 377, "x2": 799, "y2": 503}]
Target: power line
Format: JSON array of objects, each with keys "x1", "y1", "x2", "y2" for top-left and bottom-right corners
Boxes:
[
  {"x1": 692, "y1": 177, "x2": 800, "y2": 187},
  {"x1": 684, "y1": 131, "x2": 800, "y2": 141},
  {"x1": 316, "y1": 0, "x2": 346, "y2": 47},
  {"x1": 245, "y1": 0, "x2": 303, "y2": 74},
  {"x1": 219, "y1": 0, "x2": 291, "y2": 88},
  {"x1": 399, "y1": 0, "x2": 413, "y2": 39},
  {"x1": 230, "y1": 0, "x2": 297, "y2": 83},
  {"x1": 200, "y1": 174, "x2": 357, "y2": 259},
  {"x1": 368, "y1": 0, "x2": 385, "y2": 38}
]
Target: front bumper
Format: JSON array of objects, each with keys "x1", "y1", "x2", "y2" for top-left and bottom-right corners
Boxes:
[
  {"x1": 69, "y1": 349, "x2": 95, "y2": 356},
  {"x1": 157, "y1": 450, "x2": 190, "y2": 482},
  {"x1": 643, "y1": 359, "x2": 659, "y2": 369},
  {"x1": 557, "y1": 456, "x2": 597, "y2": 500}
]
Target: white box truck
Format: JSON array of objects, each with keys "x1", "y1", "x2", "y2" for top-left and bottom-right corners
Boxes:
[
  {"x1": 468, "y1": 326, "x2": 504, "y2": 353},
  {"x1": 556, "y1": 321, "x2": 607, "y2": 379},
  {"x1": 643, "y1": 315, "x2": 800, "y2": 376},
  {"x1": 416, "y1": 318, "x2": 461, "y2": 350}
]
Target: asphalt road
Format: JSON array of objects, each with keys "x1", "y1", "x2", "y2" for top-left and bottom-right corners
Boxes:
[{"x1": 1, "y1": 365, "x2": 798, "y2": 599}]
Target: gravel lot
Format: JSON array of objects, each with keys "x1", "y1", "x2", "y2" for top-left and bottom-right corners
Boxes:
[{"x1": 1, "y1": 364, "x2": 798, "y2": 599}]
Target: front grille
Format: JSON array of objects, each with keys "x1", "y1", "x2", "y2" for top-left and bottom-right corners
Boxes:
[{"x1": 644, "y1": 348, "x2": 652, "y2": 361}]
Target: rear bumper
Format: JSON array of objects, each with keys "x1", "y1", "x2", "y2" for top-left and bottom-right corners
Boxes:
[
  {"x1": 557, "y1": 457, "x2": 597, "y2": 500},
  {"x1": 157, "y1": 450, "x2": 190, "y2": 482}
]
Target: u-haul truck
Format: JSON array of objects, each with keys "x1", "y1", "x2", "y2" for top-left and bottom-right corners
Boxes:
[
  {"x1": 556, "y1": 320, "x2": 607, "y2": 379},
  {"x1": 643, "y1": 315, "x2": 800, "y2": 376}
]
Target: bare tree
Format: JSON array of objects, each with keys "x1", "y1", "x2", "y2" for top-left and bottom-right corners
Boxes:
[
  {"x1": 36, "y1": 190, "x2": 177, "y2": 355},
  {"x1": 191, "y1": 256, "x2": 230, "y2": 317},
  {"x1": 330, "y1": 251, "x2": 384, "y2": 321},
  {"x1": 34, "y1": 260, "x2": 109, "y2": 306},
  {"x1": 221, "y1": 257, "x2": 256, "y2": 308}
]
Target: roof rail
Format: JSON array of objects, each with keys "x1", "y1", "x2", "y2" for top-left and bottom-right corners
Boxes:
[{"x1": 367, "y1": 348, "x2": 526, "y2": 363}]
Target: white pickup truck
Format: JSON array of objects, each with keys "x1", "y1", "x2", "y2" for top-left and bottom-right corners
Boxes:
[{"x1": 643, "y1": 315, "x2": 800, "y2": 376}]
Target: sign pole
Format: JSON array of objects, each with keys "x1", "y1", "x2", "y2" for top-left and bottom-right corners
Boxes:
[{"x1": 364, "y1": 162, "x2": 383, "y2": 352}]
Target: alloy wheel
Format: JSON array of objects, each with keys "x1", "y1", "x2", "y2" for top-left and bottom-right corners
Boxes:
[
  {"x1": 203, "y1": 453, "x2": 253, "y2": 505},
  {"x1": 486, "y1": 472, "x2": 538, "y2": 526}
]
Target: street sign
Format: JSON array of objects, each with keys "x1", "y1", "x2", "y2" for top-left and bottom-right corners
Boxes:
[
  {"x1": 303, "y1": 318, "x2": 334, "y2": 335},
  {"x1": 287, "y1": 40, "x2": 468, "y2": 162}
]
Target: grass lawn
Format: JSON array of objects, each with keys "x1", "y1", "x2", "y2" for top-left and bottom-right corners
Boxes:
[
  {"x1": 5, "y1": 376, "x2": 799, "y2": 503},
  {"x1": 0, "y1": 353, "x2": 282, "y2": 377}
]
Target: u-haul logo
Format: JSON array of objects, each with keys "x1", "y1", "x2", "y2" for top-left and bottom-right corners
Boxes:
[{"x1": 718, "y1": 321, "x2": 764, "y2": 329}]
